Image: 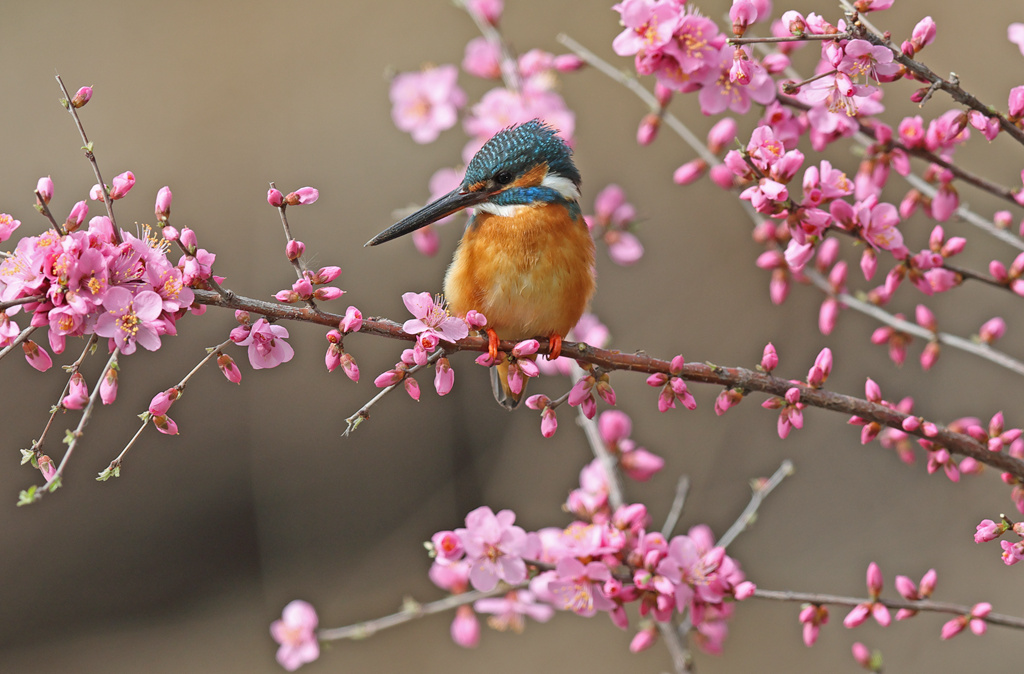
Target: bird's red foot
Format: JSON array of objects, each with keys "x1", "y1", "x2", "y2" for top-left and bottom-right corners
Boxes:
[
  {"x1": 486, "y1": 328, "x2": 500, "y2": 361},
  {"x1": 547, "y1": 334, "x2": 563, "y2": 361}
]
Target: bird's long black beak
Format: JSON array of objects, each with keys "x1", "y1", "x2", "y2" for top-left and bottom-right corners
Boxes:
[{"x1": 365, "y1": 188, "x2": 488, "y2": 247}]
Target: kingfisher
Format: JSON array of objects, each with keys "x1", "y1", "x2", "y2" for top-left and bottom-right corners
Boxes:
[{"x1": 366, "y1": 119, "x2": 596, "y2": 409}]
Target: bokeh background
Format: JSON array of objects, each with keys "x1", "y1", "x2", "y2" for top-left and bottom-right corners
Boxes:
[{"x1": 2, "y1": 0, "x2": 1022, "y2": 671}]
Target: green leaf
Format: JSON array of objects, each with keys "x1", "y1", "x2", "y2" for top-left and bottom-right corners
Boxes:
[
  {"x1": 19, "y1": 449, "x2": 34, "y2": 466},
  {"x1": 17, "y1": 486, "x2": 37, "y2": 506}
]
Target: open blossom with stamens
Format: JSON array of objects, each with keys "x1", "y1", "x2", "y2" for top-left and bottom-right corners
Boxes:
[
  {"x1": 455, "y1": 506, "x2": 532, "y2": 592},
  {"x1": 401, "y1": 292, "x2": 469, "y2": 344},
  {"x1": 236, "y1": 318, "x2": 295, "y2": 369},
  {"x1": 93, "y1": 287, "x2": 164, "y2": 355}
]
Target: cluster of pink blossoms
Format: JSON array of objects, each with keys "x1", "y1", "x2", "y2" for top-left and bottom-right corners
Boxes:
[
  {"x1": 0, "y1": 177, "x2": 200, "y2": 376},
  {"x1": 424, "y1": 430, "x2": 751, "y2": 654}
]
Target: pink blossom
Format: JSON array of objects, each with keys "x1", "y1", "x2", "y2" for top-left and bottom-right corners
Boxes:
[
  {"x1": 1009, "y1": 22, "x2": 1024, "y2": 56},
  {"x1": 270, "y1": 600, "x2": 319, "y2": 671},
  {"x1": 462, "y1": 37, "x2": 502, "y2": 79},
  {"x1": 236, "y1": 318, "x2": 295, "y2": 369},
  {"x1": 93, "y1": 287, "x2": 164, "y2": 355},
  {"x1": 612, "y1": 0, "x2": 681, "y2": 57},
  {"x1": 474, "y1": 590, "x2": 554, "y2": 632},
  {"x1": 390, "y1": 65, "x2": 466, "y2": 144},
  {"x1": 466, "y1": 0, "x2": 502, "y2": 25},
  {"x1": 838, "y1": 40, "x2": 900, "y2": 83},
  {"x1": 456, "y1": 506, "x2": 530, "y2": 592},
  {"x1": 402, "y1": 292, "x2": 469, "y2": 343},
  {"x1": 0, "y1": 213, "x2": 21, "y2": 243},
  {"x1": 698, "y1": 46, "x2": 776, "y2": 115},
  {"x1": 267, "y1": 188, "x2": 284, "y2": 207},
  {"x1": 549, "y1": 557, "x2": 616, "y2": 617}
]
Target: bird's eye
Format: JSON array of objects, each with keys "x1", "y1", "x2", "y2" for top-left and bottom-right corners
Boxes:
[{"x1": 494, "y1": 170, "x2": 514, "y2": 185}]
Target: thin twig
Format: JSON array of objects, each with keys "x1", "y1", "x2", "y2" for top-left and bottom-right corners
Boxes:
[
  {"x1": 317, "y1": 584, "x2": 518, "y2": 641},
  {"x1": 54, "y1": 74, "x2": 121, "y2": 243},
  {"x1": 718, "y1": 460, "x2": 795, "y2": 549},
  {"x1": 98, "y1": 337, "x2": 234, "y2": 478},
  {"x1": 657, "y1": 619, "x2": 692, "y2": 674},
  {"x1": 571, "y1": 361, "x2": 625, "y2": 510},
  {"x1": 19, "y1": 349, "x2": 119, "y2": 505},
  {"x1": 661, "y1": 475, "x2": 691, "y2": 538},
  {"x1": 342, "y1": 348, "x2": 445, "y2": 436},
  {"x1": 753, "y1": 588, "x2": 1024, "y2": 630}
]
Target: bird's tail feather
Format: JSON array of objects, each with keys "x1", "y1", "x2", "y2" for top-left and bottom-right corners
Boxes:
[{"x1": 491, "y1": 357, "x2": 526, "y2": 410}]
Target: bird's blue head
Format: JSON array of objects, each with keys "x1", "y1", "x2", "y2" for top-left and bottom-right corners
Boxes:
[{"x1": 366, "y1": 120, "x2": 580, "y2": 246}]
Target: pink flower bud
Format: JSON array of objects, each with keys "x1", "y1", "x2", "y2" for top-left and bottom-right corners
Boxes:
[
  {"x1": 1009, "y1": 86, "x2": 1024, "y2": 119},
  {"x1": 313, "y1": 286, "x2": 343, "y2": 301},
  {"x1": 286, "y1": 239, "x2": 305, "y2": 261},
  {"x1": 340, "y1": 306, "x2": 363, "y2": 333},
  {"x1": 36, "y1": 176, "x2": 53, "y2": 205},
  {"x1": 636, "y1": 113, "x2": 660, "y2": 146},
  {"x1": 434, "y1": 357, "x2": 454, "y2": 395},
  {"x1": 100, "y1": 367, "x2": 119, "y2": 404},
  {"x1": 109, "y1": 171, "x2": 135, "y2": 200},
  {"x1": 629, "y1": 626, "x2": 658, "y2": 653},
  {"x1": 152, "y1": 414, "x2": 179, "y2": 435},
  {"x1": 404, "y1": 376, "x2": 420, "y2": 400},
  {"x1": 654, "y1": 82, "x2": 673, "y2": 107},
  {"x1": 450, "y1": 605, "x2": 479, "y2": 648},
  {"x1": 866, "y1": 561, "x2": 883, "y2": 598},
  {"x1": 71, "y1": 85, "x2": 93, "y2": 108},
  {"x1": 673, "y1": 159, "x2": 707, "y2": 185},
  {"x1": 760, "y1": 343, "x2": 778, "y2": 372},
  {"x1": 62, "y1": 373, "x2": 90, "y2": 410},
  {"x1": 911, "y1": 16, "x2": 936, "y2": 51},
  {"x1": 149, "y1": 388, "x2": 180, "y2": 416},
  {"x1": 729, "y1": 0, "x2": 756, "y2": 36},
  {"x1": 412, "y1": 226, "x2": 440, "y2": 256},
  {"x1": 781, "y1": 10, "x2": 805, "y2": 35},
  {"x1": 979, "y1": 317, "x2": 1006, "y2": 344},
  {"x1": 267, "y1": 188, "x2": 284, "y2": 207},
  {"x1": 851, "y1": 642, "x2": 871, "y2": 667},
  {"x1": 218, "y1": 353, "x2": 242, "y2": 383},
  {"x1": 154, "y1": 186, "x2": 172, "y2": 221},
  {"x1": 285, "y1": 187, "x2": 319, "y2": 205},
  {"x1": 23, "y1": 341, "x2": 52, "y2": 372},
  {"x1": 553, "y1": 53, "x2": 585, "y2": 72},
  {"x1": 65, "y1": 200, "x2": 88, "y2": 232}
]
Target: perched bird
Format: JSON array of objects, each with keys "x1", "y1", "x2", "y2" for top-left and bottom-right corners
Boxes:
[{"x1": 366, "y1": 119, "x2": 596, "y2": 408}]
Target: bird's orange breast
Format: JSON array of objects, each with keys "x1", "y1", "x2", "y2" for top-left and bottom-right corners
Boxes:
[{"x1": 443, "y1": 203, "x2": 596, "y2": 340}]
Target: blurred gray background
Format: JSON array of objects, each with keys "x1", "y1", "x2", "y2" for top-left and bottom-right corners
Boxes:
[{"x1": 1, "y1": 1, "x2": 1022, "y2": 671}]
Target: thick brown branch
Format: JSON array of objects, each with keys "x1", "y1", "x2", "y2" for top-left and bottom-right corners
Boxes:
[{"x1": 191, "y1": 289, "x2": 1024, "y2": 481}]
